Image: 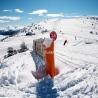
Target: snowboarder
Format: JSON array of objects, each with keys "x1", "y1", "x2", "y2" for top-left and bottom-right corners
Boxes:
[{"x1": 64, "y1": 39, "x2": 67, "y2": 45}]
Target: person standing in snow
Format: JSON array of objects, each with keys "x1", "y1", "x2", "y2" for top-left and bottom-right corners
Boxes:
[{"x1": 75, "y1": 36, "x2": 77, "y2": 40}]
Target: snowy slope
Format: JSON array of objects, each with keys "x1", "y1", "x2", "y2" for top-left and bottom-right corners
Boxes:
[
  {"x1": 0, "y1": 17, "x2": 98, "y2": 98},
  {"x1": 39, "y1": 17, "x2": 98, "y2": 33}
]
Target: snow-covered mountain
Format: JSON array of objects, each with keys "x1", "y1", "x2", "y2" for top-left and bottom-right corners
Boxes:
[
  {"x1": 0, "y1": 26, "x2": 24, "y2": 36},
  {"x1": 39, "y1": 16, "x2": 98, "y2": 34},
  {"x1": 18, "y1": 16, "x2": 98, "y2": 37},
  {"x1": 0, "y1": 26, "x2": 24, "y2": 31},
  {"x1": 18, "y1": 23, "x2": 48, "y2": 36},
  {"x1": 0, "y1": 16, "x2": 98, "y2": 98}
]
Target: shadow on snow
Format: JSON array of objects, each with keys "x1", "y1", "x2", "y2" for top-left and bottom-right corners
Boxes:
[{"x1": 31, "y1": 51, "x2": 59, "y2": 98}]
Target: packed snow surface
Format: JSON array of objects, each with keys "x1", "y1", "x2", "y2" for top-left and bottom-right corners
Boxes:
[{"x1": 0, "y1": 17, "x2": 98, "y2": 98}]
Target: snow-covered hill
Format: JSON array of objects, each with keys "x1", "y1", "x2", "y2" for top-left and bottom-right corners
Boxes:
[
  {"x1": 39, "y1": 17, "x2": 98, "y2": 36},
  {"x1": 18, "y1": 23, "x2": 48, "y2": 36},
  {"x1": 0, "y1": 16, "x2": 98, "y2": 98},
  {"x1": 0, "y1": 26, "x2": 24, "y2": 36}
]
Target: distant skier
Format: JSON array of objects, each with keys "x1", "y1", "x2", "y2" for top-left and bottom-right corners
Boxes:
[
  {"x1": 75, "y1": 36, "x2": 77, "y2": 40},
  {"x1": 64, "y1": 39, "x2": 67, "y2": 45}
]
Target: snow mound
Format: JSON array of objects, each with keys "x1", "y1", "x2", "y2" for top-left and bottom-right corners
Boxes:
[{"x1": 54, "y1": 64, "x2": 98, "y2": 98}]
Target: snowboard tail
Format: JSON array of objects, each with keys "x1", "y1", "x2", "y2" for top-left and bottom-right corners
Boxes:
[{"x1": 31, "y1": 67, "x2": 59, "y2": 80}]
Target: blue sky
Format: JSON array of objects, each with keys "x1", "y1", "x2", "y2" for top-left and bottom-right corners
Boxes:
[{"x1": 0, "y1": 0, "x2": 98, "y2": 28}]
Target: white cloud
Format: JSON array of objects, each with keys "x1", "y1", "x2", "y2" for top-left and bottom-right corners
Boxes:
[
  {"x1": 64, "y1": 16, "x2": 81, "y2": 18},
  {"x1": 0, "y1": 20, "x2": 10, "y2": 23},
  {"x1": 0, "y1": 16, "x2": 20, "y2": 21},
  {"x1": 29, "y1": 9, "x2": 48, "y2": 16},
  {"x1": 47, "y1": 13, "x2": 64, "y2": 17},
  {"x1": 2, "y1": 10, "x2": 12, "y2": 12},
  {"x1": 15, "y1": 9, "x2": 24, "y2": 13}
]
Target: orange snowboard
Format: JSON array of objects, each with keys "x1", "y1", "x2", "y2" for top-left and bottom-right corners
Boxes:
[{"x1": 44, "y1": 41, "x2": 59, "y2": 78}]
